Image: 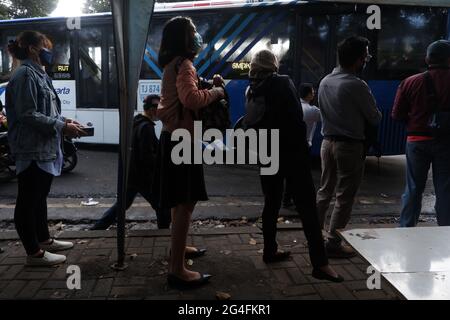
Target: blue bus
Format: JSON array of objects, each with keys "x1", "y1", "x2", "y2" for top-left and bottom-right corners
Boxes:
[{"x1": 1, "y1": 0, "x2": 449, "y2": 155}]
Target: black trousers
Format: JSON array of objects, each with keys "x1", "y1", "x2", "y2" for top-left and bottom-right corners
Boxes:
[
  {"x1": 95, "y1": 186, "x2": 171, "y2": 229},
  {"x1": 14, "y1": 162, "x2": 53, "y2": 255},
  {"x1": 260, "y1": 155, "x2": 328, "y2": 268}
]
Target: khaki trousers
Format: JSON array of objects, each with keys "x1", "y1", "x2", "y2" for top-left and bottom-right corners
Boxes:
[{"x1": 316, "y1": 139, "x2": 365, "y2": 244}]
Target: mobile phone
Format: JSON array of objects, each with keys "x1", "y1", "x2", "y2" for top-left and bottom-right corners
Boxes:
[{"x1": 82, "y1": 127, "x2": 95, "y2": 137}]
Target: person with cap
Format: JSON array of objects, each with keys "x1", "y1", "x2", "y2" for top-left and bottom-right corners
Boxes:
[
  {"x1": 392, "y1": 40, "x2": 450, "y2": 227},
  {"x1": 91, "y1": 95, "x2": 172, "y2": 230},
  {"x1": 245, "y1": 49, "x2": 343, "y2": 282}
]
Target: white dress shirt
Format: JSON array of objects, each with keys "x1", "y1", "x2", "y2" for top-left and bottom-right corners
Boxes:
[{"x1": 301, "y1": 99, "x2": 321, "y2": 147}]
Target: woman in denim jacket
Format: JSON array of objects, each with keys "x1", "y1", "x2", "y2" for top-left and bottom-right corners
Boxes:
[{"x1": 6, "y1": 31, "x2": 86, "y2": 267}]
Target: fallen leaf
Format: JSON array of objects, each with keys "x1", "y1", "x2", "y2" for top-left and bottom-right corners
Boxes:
[
  {"x1": 257, "y1": 249, "x2": 264, "y2": 254},
  {"x1": 161, "y1": 260, "x2": 168, "y2": 266},
  {"x1": 187, "y1": 259, "x2": 194, "y2": 266},
  {"x1": 77, "y1": 240, "x2": 88, "y2": 245},
  {"x1": 222, "y1": 250, "x2": 232, "y2": 255},
  {"x1": 249, "y1": 239, "x2": 257, "y2": 245},
  {"x1": 216, "y1": 292, "x2": 231, "y2": 300},
  {"x1": 277, "y1": 217, "x2": 284, "y2": 223}
]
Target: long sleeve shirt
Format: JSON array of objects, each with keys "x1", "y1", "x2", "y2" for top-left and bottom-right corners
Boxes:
[
  {"x1": 157, "y1": 57, "x2": 223, "y2": 135},
  {"x1": 318, "y1": 67, "x2": 382, "y2": 141},
  {"x1": 392, "y1": 67, "x2": 450, "y2": 137}
]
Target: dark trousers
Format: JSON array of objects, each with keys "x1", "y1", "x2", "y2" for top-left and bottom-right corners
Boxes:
[
  {"x1": 14, "y1": 162, "x2": 53, "y2": 255},
  {"x1": 260, "y1": 155, "x2": 328, "y2": 268},
  {"x1": 94, "y1": 186, "x2": 171, "y2": 229},
  {"x1": 283, "y1": 148, "x2": 312, "y2": 206}
]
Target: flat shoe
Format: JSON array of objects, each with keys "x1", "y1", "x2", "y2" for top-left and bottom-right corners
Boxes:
[
  {"x1": 263, "y1": 250, "x2": 291, "y2": 263},
  {"x1": 312, "y1": 269, "x2": 344, "y2": 283},
  {"x1": 185, "y1": 248, "x2": 207, "y2": 259},
  {"x1": 26, "y1": 251, "x2": 66, "y2": 267},
  {"x1": 167, "y1": 273, "x2": 212, "y2": 290},
  {"x1": 40, "y1": 239, "x2": 74, "y2": 252}
]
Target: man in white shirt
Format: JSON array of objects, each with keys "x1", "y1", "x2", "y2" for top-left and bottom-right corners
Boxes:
[
  {"x1": 299, "y1": 83, "x2": 321, "y2": 147},
  {"x1": 283, "y1": 83, "x2": 321, "y2": 208}
]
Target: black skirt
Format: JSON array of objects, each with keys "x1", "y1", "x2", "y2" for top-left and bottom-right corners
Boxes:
[{"x1": 152, "y1": 131, "x2": 208, "y2": 209}]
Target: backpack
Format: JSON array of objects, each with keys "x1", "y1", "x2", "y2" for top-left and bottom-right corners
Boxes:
[
  {"x1": 175, "y1": 58, "x2": 231, "y2": 134},
  {"x1": 242, "y1": 85, "x2": 267, "y2": 130},
  {"x1": 424, "y1": 71, "x2": 450, "y2": 138}
]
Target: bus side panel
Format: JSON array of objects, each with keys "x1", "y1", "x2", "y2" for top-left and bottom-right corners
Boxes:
[
  {"x1": 225, "y1": 79, "x2": 249, "y2": 126},
  {"x1": 309, "y1": 81, "x2": 406, "y2": 158},
  {"x1": 368, "y1": 80, "x2": 406, "y2": 156}
]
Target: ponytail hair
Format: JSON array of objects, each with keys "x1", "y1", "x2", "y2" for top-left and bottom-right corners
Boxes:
[
  {"x1": 8, "y1": 40, "x2": 28, "y2": 60},
  {"x1": 7, "y1": 31, "x2": 51, "y2": 61}
]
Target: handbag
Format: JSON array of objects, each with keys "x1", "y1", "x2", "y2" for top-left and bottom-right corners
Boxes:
[
  {"x1": 175, "y1": 57, "x2": 231, "y2": 134},
  {"x1": 424, "y1": 71, "x2": 450, "y2": 138}
]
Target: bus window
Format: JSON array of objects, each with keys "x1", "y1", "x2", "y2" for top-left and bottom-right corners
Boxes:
[
  {"x1": 108, "y1": 32, "x2": 119, "y2": 108},
  {"x1": 336, "y1": 14, "x2": 369, "y2": 44},
  {"x1": 140, "y1": 17, "x2": 165, "y2": 80},
  {"x1": 78, "y1": 27, "x2": 104, "y2": 108},
  {"x1": 192, "y1": 10, "x2": 294, "y2": 79},
  {"x1": 0, "y1": 50, "x2": 3, "y2": 80},
  {"x1": 46, "y1": 29, "x2": 72, "y2": 80},
  {"x1": 29, "y1": 24, "x2": 75, "y2": 80},
  {"x1": 376, "y1": 7, "x2": 448, "y2": 80},
  {"x1": 300, "y1": 16, "x2": 330, "y2": 85}
]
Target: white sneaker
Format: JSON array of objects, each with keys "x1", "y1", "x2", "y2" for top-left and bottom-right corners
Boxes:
[
  {"x1": 40, "y1": 239, "x2": 74, "y2": 252},
  {"x1": 26, "y1": 251, "x2": 66, "y2": 266}
]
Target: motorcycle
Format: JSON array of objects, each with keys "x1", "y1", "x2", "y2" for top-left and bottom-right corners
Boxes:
[
  {"x1": 0, "y1": 133, "x2": 79, "y2": 182},
  {"x1": 0, "y1": 132, "x2": 15, "y2": 182}
]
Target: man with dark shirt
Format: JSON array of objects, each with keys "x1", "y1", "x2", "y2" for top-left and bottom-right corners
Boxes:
[
  {"x1": 91, "y1": 95, "x2": 171, "y2": 230},
  {"x1": 392, "y1": 40, "x2": 450, "y2": 227}
]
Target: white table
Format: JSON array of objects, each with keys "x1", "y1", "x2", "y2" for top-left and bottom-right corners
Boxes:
[{"x1": 340, "y1": 227, "x2": 450, "y2": 300}]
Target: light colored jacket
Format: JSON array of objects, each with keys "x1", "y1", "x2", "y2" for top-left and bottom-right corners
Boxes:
[{"x1": 5, "y1": 59, "x2": 65, "y2": 161}]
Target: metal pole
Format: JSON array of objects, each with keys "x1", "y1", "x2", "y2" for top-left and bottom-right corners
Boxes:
[{"x1": 110, "y1": 0, "x2": 155, "y2": 271}]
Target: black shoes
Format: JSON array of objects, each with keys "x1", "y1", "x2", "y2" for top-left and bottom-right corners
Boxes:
[
  {"x1": 90, "y1": 221, "x2": 112, "y2": 231},
  {"x1": 312, "y1": 269, "x2": 344, "y2": 283},
  {"x1": 169, "y1": 248, "x2": 207, "y2": 259},
  {"x1": 263, "y1": 250, "x2": 291, "y2": 263},
  {"x1": 167, "y1": 273, "x2": 212, "y2": 289},
  {"x1": 326, "y1": 243, "x2": 357, "y2": 259}
]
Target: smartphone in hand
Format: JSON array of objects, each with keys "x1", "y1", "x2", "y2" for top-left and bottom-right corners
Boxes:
[{"x1": 81, "y1": 127, "x2": 95, "y2": 137}]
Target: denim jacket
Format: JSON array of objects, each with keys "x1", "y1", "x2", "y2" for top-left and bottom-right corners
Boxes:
[{"x1": 5, "y1": 59, "x2": 65, "y2": 161}]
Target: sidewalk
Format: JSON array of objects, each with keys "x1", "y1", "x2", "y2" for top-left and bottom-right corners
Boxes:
[{"x1": 0, "y1": 224, "x2": 402, "y2": 300}]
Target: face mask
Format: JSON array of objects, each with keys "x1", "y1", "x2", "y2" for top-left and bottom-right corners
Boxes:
[
  {"x1": 39, "y1": 48, "x2": 54, "y2": 67},
  {"x1": 193, "y1": 32, "x2": 203, "y2": 52}
]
